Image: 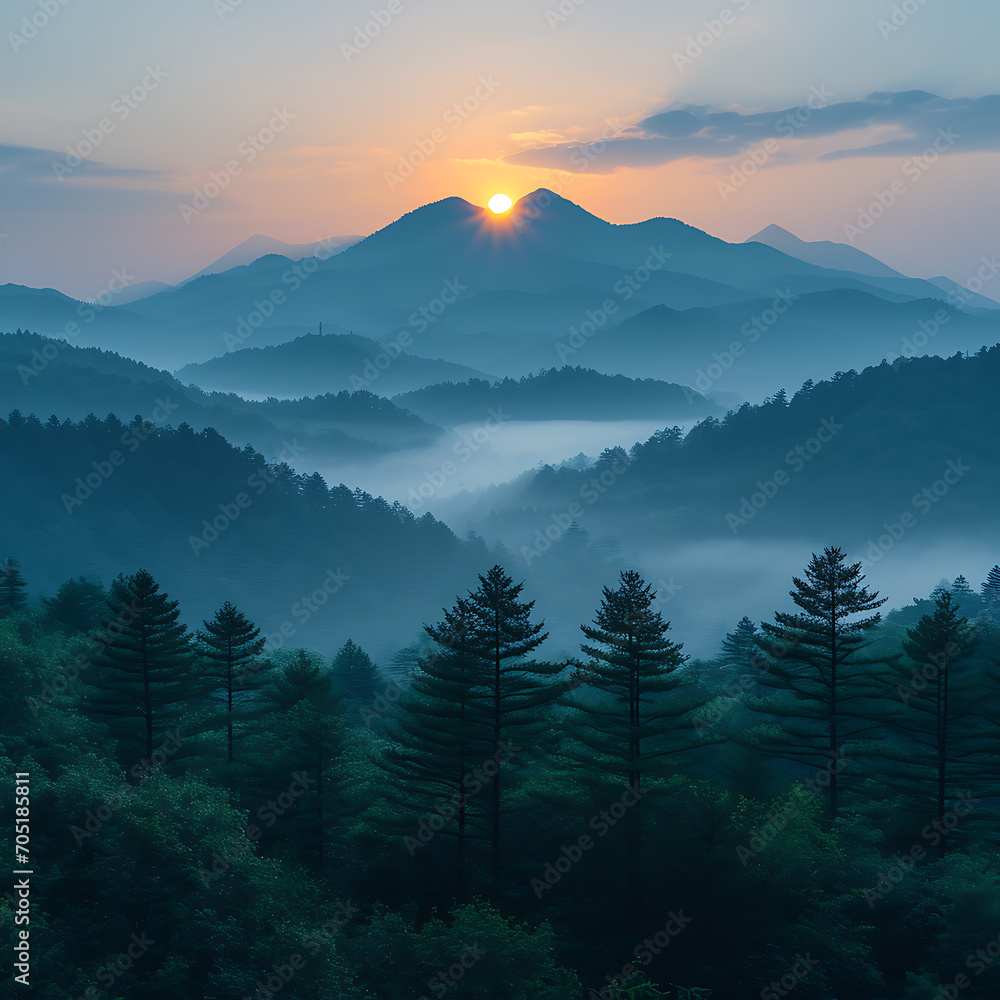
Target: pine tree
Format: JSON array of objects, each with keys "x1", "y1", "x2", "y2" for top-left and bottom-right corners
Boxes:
[
  {"x1": 719, "y1": 617, "x2": 760, "y2": 670},
  {"x1": 380, "y1": 629, "x2": 493, "y2": 899},
  {"x1": 573, "y1": 570, "x2": 694, "y2": 916},
  {"x1": 331, "y1": 640, "x2": 381, "y2": 702},
  {"x1": 84, "y1": 569, "x2": 198, "y2": 762},
  {"x1": 951, "y1": 575, "x2": 984, "y2": 616},
  {"x1": 433, "y1": 566, "x2": 559, "y2": 889},
  {"x1": 44, "y1": 576, "x2": 106, "y2": 634},
  {"x1": 982, "y1": 565, "x2": 1000, "y2": 617},
  {"x1": 0, "y1": 558, "x2": 28, "y2": 615},
  {"x1": 258, "y1": 650, "x2": 344, "y2": 872},
  {"x1": 891, "y1": 592, "x2": 982, "y2": 853},
  {"x1": 198, "y1": 602, "x2": 267, "y2": 763},
  {"x1": 753, "y1": 547, "x2": 888, "y2": 817}
]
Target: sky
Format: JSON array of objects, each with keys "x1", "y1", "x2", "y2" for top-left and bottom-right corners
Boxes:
[{"x1": 2, "y1": 0, "x2": 999, "y2": 300}]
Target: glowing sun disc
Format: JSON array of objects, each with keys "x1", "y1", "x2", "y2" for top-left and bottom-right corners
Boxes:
[{"x1": 488, "y1": 193, "x2": 513, "y2": 214}]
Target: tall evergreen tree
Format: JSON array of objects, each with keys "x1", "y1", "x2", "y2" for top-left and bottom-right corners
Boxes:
[
  {"x1": 719, "y1": 617, "x2": 760, "y2": 670},
  {"x1": 44, "y1": 576, "x2": 106, "y2": 634},
  {"x1": 85, "y1": 569, "x2": 198, "y2": 761},
  {"x1": 891, "y1": 592, "x2": 982, "y2": 853},
  {"x1": 0, "y1": 557, "x2": 28, "y2": 615},
  {"x1": 981, "y1": 565, "x2": 1000, "y2": 617},
  {"x1": 431, "y1": 566, "x2": 559, "y2": 889},
  {"x1": 573, "y1": 570, "x2": 693, "y2": 916},
  {"x1": 380, "y1": 628, "x2": 493, "y2": 900},
  {"x1": 951, "y1": 575, "x2": 984, "y2": 617},
  {"x1": 198, "y1": 601, "x2": 267, "y2": 763},
  {"x1": 255, "y1": 650, "x2": 344, "y2": 872},
  {"x1": 331, "y1": 639, "x2": 381, "y2": 702},
  {"x1": 753, "y1": 547, "x2": 888, "y2": 817}
]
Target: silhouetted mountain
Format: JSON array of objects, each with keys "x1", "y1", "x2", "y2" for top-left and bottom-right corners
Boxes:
[
  {"x1": 0, "y1": 410, "x2": 478, "y2": 659},
  {"x1": 563, "y1": 290, "x2": 1000, "y2": 400},
  {"x1": 0, "y1": 331, "x2": 442, "y2": 462},
  {"x1": 392, "y1": 366, "x2": 720, "y2": 426},
  {"x1": 175, "y1": 332, "x2": 493, "y2": 399},
  {"x1": 747, "y1": 223, "x2": 1000, "y2": 311},
  {"x1": 469, "y1": 347, "x2": 1000, "y2": 556},
  {"x1": 3, "y1": 190, "x2": 991, "y2": 374},
  {"x1": 745, "y1": 223, "x2": 905, "y2": 278},
  {"x1": 184, "y1": 233, "x2": 361, "y2": 283}
]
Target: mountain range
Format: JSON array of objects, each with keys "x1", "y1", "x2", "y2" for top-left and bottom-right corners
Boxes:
[{"x1": 4, "y1": 191, "x2": 998, "y2": 403}]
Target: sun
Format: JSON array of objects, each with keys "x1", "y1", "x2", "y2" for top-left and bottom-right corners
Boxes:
[{"x1": 487, "y1": 193, "x2": 513, "y2": 214}]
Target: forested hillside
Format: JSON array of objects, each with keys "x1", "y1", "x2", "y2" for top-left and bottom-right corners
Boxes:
[{"x1": 3, "y1": 552, "x2": 1000, "y2": 997}]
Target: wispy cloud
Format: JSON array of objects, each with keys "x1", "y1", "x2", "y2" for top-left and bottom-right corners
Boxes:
[
  {"x1": 0, "y1": 142, "x2": 167, "y2": 183},
  {"x1": 504, "y1": 92, "x2": 1000, "y2": 173}
]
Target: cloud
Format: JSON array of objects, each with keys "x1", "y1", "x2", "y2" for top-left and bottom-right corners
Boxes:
[
  {"x1": 503, "y1": 91, "x2": 1000, "y2": 174},
  {"x1": 0, "y1": 142, "x2": 176, "y2": 217},
  {"x1": 0, "y1": 142, "x2": 166, "y2": 182}
]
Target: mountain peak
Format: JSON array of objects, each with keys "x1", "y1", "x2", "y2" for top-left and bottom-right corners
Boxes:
[
  {"x1": 511, "y1": 189, "x2": 611, "y2": 236},
  {"x1": 746, "y1": 223, "x2": 801, "y2": 245}
]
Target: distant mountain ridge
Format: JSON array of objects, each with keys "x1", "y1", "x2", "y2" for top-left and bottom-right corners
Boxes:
[
  {"x1": 183, "y1": 233, "x2": 362, "y2": 283},
  {"x1": 391, "y1": 367, "x2": 720, "y2": 426},
  {"x1": 3, "y1": 190, "x2": 999, "y2": 387},
  {"x1": 0, "y1": 331, "x2": 442, "y2": 462},
  {"x1": 745, "y1": 223, "x2": 1000, "y2": 310},
  {"x1": 175, "y1": 331, "x2": 493, "y2": 399}
]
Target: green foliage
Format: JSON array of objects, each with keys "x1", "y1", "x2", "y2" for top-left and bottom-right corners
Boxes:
[
  {"x1": 340, "y1": 903, "x2": 580, "y2": 1000},
  {"x1": 43, "y1": 575, "x2": 106, "y2": 634}
]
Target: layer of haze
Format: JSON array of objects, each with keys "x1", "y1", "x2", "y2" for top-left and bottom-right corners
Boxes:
[{"x1": 2, "y1": 0, "x2": 1000, "y2": 297}]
